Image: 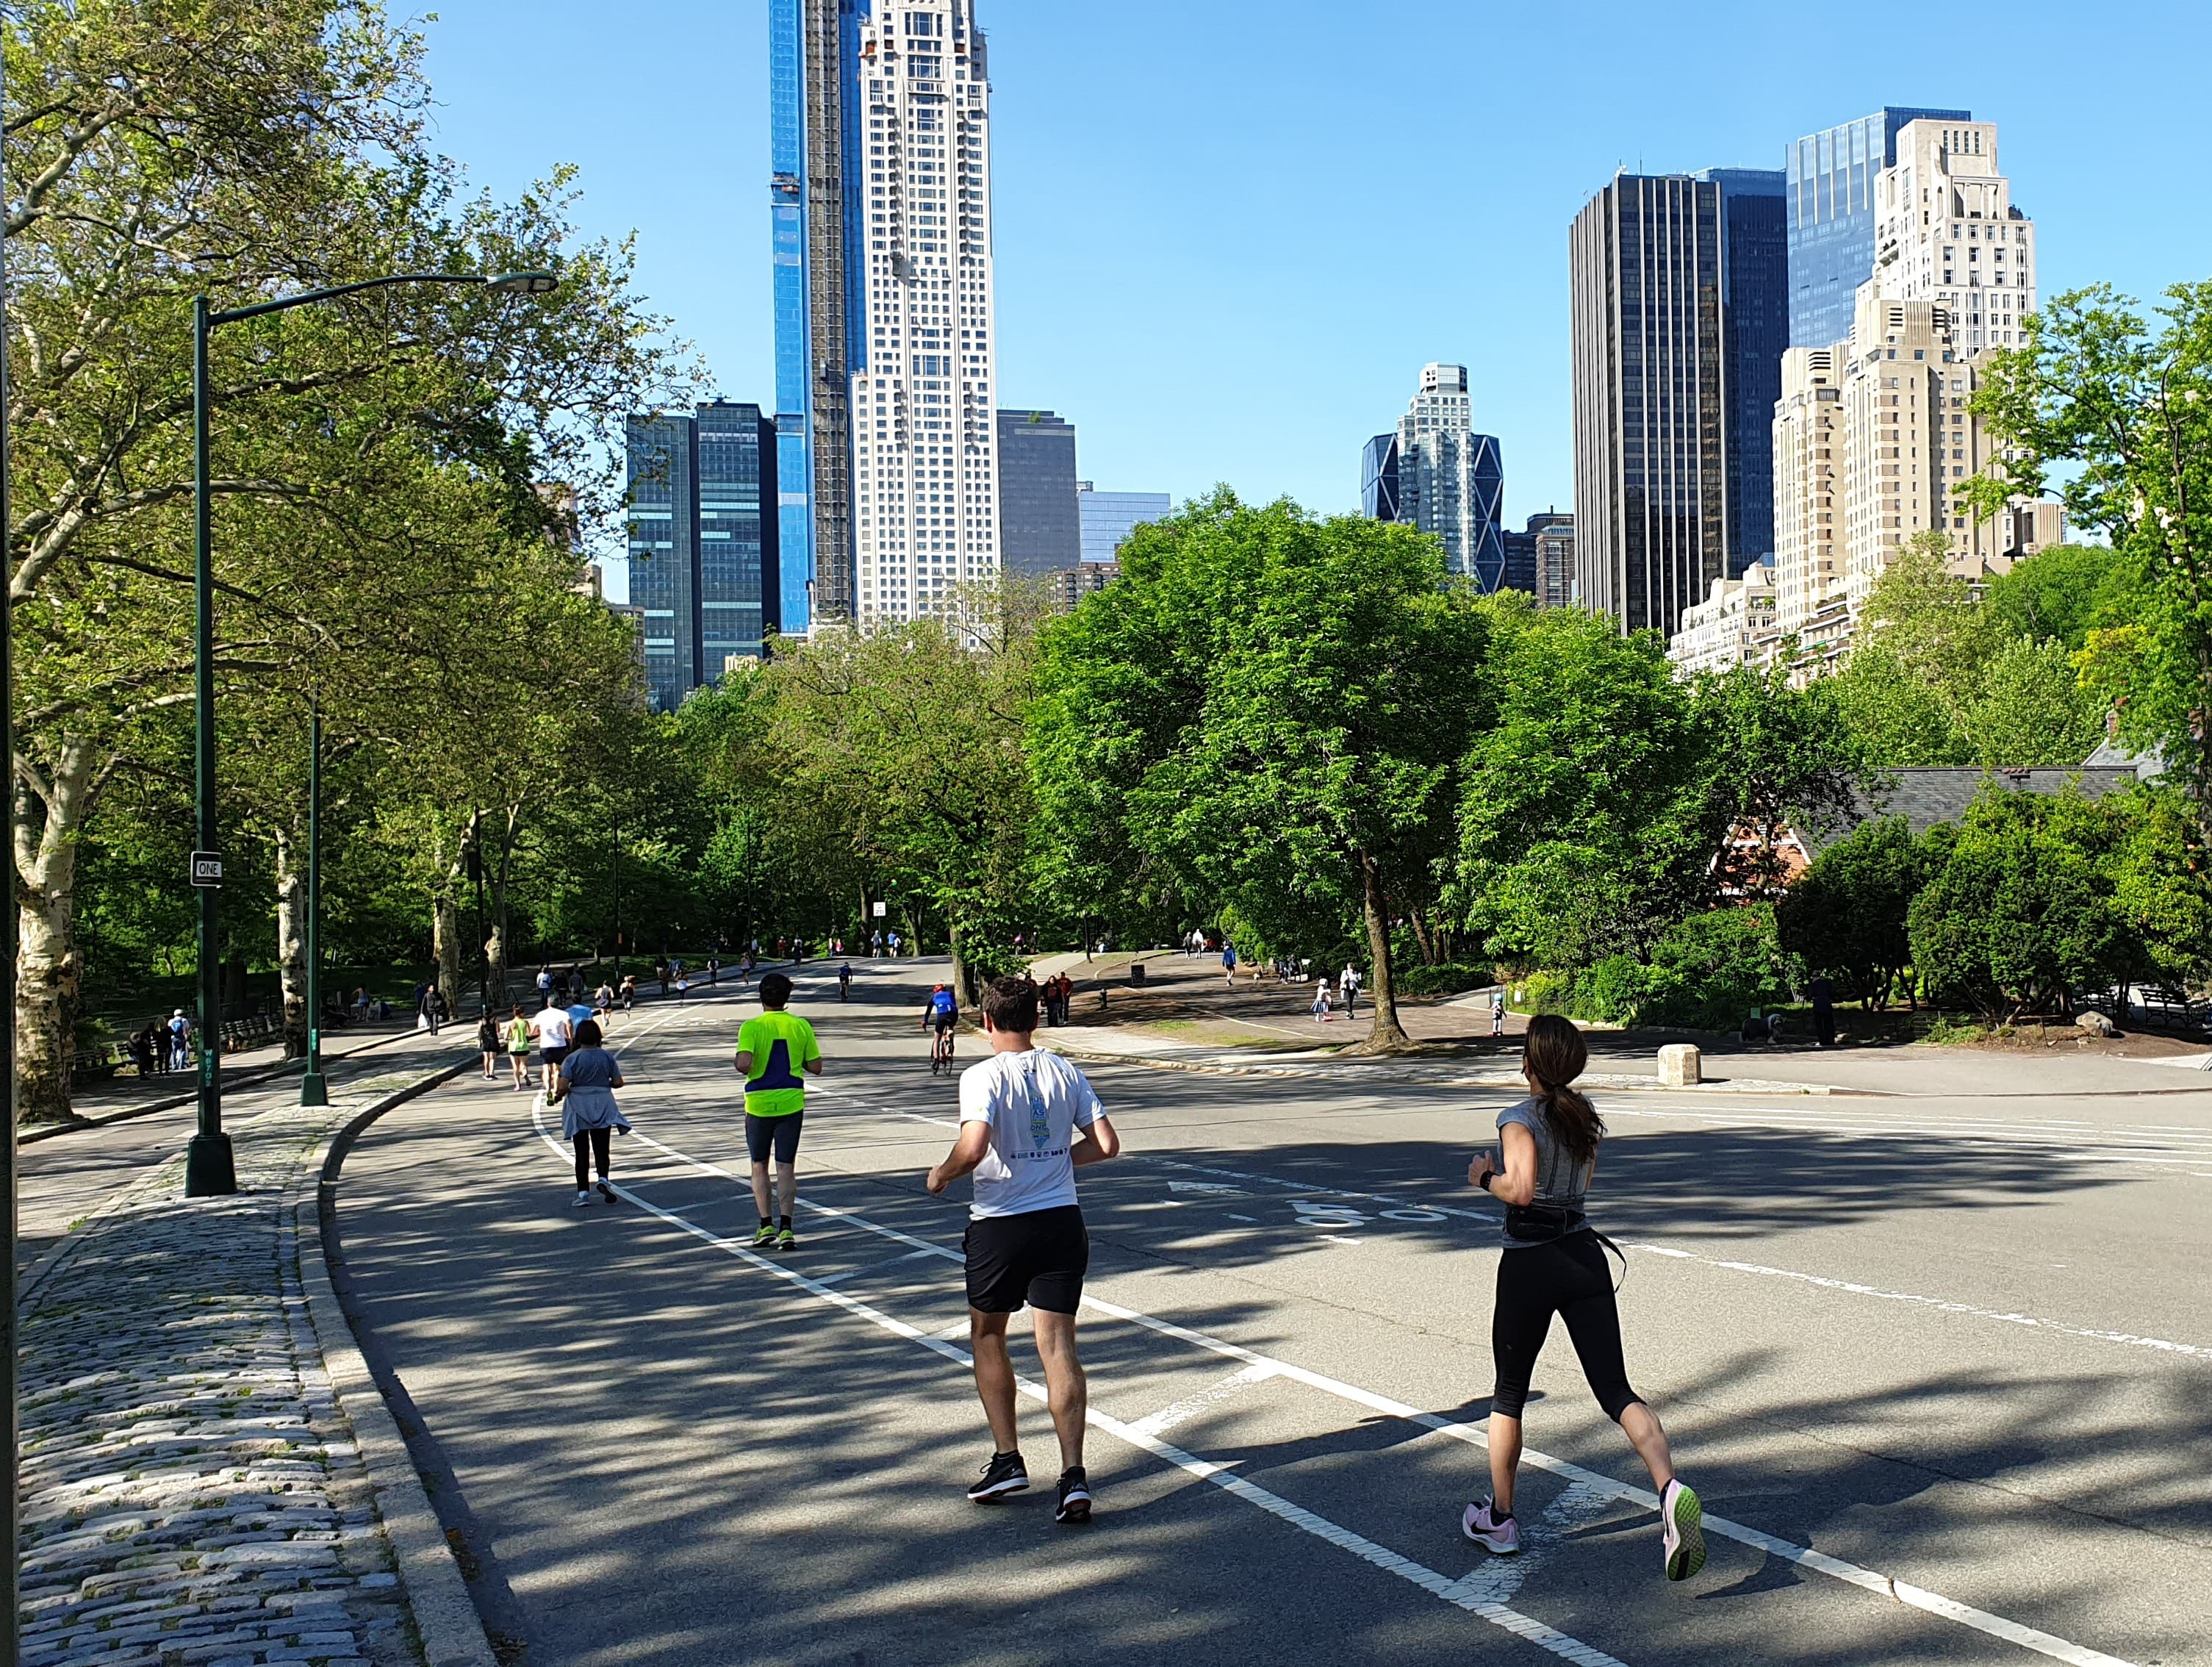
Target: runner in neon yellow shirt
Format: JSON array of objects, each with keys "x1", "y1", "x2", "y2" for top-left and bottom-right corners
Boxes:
[{"x1": 734, "y1": 972, "x2": 822, "y2": 1251}]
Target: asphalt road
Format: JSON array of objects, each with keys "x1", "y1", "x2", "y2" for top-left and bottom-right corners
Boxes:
[{"x1": 329, "y1": 961, "x2": 2212, "y2": 1667}]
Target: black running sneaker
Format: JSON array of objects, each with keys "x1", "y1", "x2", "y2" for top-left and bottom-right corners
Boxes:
[
  {"x1": 1055, "y1": 1467, "x2": 1093, "y2": 1524},
  {"x1": 595, "y1": 1180, "x2": 616, "y2": 1204},
  {"x1": 966, "y1": 1450, "x2": 1029, "y2": 1502}
]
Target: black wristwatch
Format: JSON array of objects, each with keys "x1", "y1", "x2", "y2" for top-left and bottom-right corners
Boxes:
[{"x1": 1478, "y1": 1169, "x2": 1496, "y2": 1193}]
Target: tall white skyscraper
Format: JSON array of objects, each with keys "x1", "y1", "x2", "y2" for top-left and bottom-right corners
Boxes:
[
  {"x1": 850, "y1": 0, "x2": 999, "y2": 623},
  {"x1": 1377, "y1": 363, "x2": 1507, "y2": 591},
  {"x1": 1871, "y1": 118, "x2": 2036, "y2": 355}
]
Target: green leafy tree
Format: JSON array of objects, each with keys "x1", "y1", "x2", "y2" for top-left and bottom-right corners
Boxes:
[
  {"x1": 1775, "y1": 816, "x2": 1934, "y2": 1008},
  {"x1": 1032, "y1": 492, "x2": 1487, "y2": 1050},
  {"x1": 1969, "y1": 283, "x2": 2212, "y2": 829},
  {"x1": 1907, "y1": 789, "x2": 2125, "y2": 1021}
]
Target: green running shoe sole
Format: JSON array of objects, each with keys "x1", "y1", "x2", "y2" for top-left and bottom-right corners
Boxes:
[{"x1": 1667, "y1": 1484, "x2": 1706, "y2": 1582}]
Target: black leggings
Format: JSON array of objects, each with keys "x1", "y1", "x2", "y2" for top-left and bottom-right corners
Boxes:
[
  {"x1": 1490, "y1": 1231, "x2": 1638, "y2": 1422},
  {"x1": 573, "y1": 1128, "x2": 611, "y2": 1189}
]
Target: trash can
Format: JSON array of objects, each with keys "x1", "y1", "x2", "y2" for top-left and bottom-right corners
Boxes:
[{"x1": 1129, "y1": 962, "x2": 1146, "y2": 986}]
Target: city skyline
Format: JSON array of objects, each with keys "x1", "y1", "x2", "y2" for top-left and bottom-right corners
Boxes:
[{"x1": 419, "y1": 1, "x2": 2212, "y2": 589}]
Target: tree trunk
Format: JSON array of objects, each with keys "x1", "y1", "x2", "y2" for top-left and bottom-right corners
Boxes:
[
  {"x1": 485, "y1": 919, "x2": 509, "y2": 1014},
  {"x1": 949, "y1": 924, "x2": 977, "y2": 1008},
  {"x1": 433, "y1": 890, "x2": 463, "y2": 1016},
  {"x1": 1350, "y1": 848, "x2": 1413, "y2": 1053},
  {"x1": 274, "y1": 825, "x2": 309, "y2": 1058},
  {"x1": 1407, "y1": 907, "x2": 1438, "y2": 967},
  {"x1": 13, "y1": 736, "x2": 103, "y2": 1124}
]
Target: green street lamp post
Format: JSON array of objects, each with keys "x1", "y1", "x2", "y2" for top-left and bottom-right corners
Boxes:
[
  {"x1": 184, "y1": 269, "x2": 558, "y2": 1196},
  {"x1": 300, "y1": 694, "x2": 328, "y2": 1106}
]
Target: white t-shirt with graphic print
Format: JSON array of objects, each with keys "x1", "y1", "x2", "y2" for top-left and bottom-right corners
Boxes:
[{"x1": 958, "y1": 1049, "x2": 1102, "y2": 1221}]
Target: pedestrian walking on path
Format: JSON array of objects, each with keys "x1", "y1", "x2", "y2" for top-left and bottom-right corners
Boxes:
[
  {"x1": 477, "y1": 1011, "x2": 502, "y2": 1079},
  {"x1": 1340, "y1": 962, "x2": 1360, "y2": 1017},
  {"x1": 553, "y1": 1017, "x2": 631, "y2": 1208},
  {"x1": 927, "y1": 976, "x2": 1121, "y2": 1523},
  {"x1": 530, "y1": 997, "x2": 575, "y2": 1093},
  {"x1": 735, "y1": 972, "x2": 822, "y2": 1250},
  {"x1": 505, "y1": 1005, "x2": 534, "y2": 1091},
  {"x1": 1310, "y1": 982, "x2": 1332, "y2": 1023},
  {"x1": 1221, "y1": 943, "x2": 1237, "y2": 986},
  {"x1": 1462, "y1": 1013, "x2": 1705, "y2": 1582},
  {"x1": 1810, "y1": 975, "x2": 1836, "y2": 1048},
  {"x1": 1490, "y1": 989, "x2": 1507, "y2": 1037}
]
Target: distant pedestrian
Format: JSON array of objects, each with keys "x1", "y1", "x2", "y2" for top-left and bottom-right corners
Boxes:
[
  {"x1": 1809, "y1": 975, "x2": 1836, "y2": 1049},
  {"x1": 536, "y1": 966, "x2": 553, "y2": 1000},
  {"x1": 839, "y1": 961, "x2": 853, "y2": 1002},
  {"x1": 1340, "y1": 963, "x2": 1361, "y2": 1017},
  {"x1": 709, "y1": 956, "x2": 721, "y2": 986},
  {"x1": 553, "y1": 1018, "x2": 630, "y2": 1209},
  {"x1": 352, "y1": 986, "x2": 370, "y2": 1022},
  {"x1": 1491, "y1": 990, "x2": 1507, "y2": 1037},
  {"x1": 620, "y1": 975, "x2": 636, "y2": 1011},
  {"x1": 168, "y1": 1009, "x2": 192, "y2": 1071},
  {"x1": 477, "y1": 1012, "x2": 502, "y2": 1079},
  {"x1": 1311, "y1": 982, "x2": 1332, "y2": 1023},
  {"x1": 129, "y1": 1027, "x2": 157, "y2": 1078},
  {"x1": 674, "y1": 974, "x2": 689, "y2": 1005},
  {"x1": 530, "y1": 999, "x2": 575, "y2": 1092},
  {"x1": 505, "y1": 1005, "x2": 534, "y2": 1091},
  {"x1": 1221, "y1": 944, "x2": 1238, "y2": 986},
  {"x1": 420, "y1": 986, "x2": 448, "y2": 1035},
  {"x1": 595, "y1": 981, "x2": 614, "y2": 1014}
]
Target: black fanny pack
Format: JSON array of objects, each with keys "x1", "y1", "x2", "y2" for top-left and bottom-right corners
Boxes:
[
  {"x1": 1504, "y1": 1202, "x2": 1587, "y2": 1241},
  {"x1": 1504, "y1": 1202, "x2": 1629, "y2": 1290}
]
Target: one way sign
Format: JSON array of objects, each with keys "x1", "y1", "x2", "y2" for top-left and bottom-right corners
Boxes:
[{"x1": 190, "y1": 850, "x2": 223, "y2": 888}]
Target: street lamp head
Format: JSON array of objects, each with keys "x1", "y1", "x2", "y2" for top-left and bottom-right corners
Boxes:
[{"x1": 485, "y1": 269, "x2": 559, "y2": 297}]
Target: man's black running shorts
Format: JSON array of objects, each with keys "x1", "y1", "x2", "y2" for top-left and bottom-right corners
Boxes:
[{"x1": 963, "y1": 1205, "x2": 1088, "y2": 1315}]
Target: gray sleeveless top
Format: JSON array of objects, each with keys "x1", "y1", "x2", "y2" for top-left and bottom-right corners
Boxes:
[{"x1": 1495, "y1": 1095, "x2": 1595, "y2": 1249}]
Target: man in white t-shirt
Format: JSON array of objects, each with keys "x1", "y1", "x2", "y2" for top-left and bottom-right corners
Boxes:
[
  {"x1": 528, "y1": 1000, "x2": 575, "y2": 1092},
  {"x1": 927, "y1": 975, "x2": 1121, "y2": 1524}
]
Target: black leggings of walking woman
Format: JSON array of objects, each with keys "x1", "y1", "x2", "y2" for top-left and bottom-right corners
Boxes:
[{"x1": 1466, "y1": 1014, "x2": 1705, "y2": 1581}]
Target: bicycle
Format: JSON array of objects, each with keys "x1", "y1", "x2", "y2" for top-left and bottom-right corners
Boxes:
[{"x1": 930, "y1": 1022, "x2": 956, "y2": 1075}]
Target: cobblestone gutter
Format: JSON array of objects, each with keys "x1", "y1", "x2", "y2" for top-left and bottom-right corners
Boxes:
[{"x1": 18, "y1": 1068, "x2": 477, "y2": 1667}]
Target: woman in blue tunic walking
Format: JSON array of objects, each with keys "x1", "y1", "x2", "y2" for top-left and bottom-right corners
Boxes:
[{"x1": 553, "y1": 1018, "x2": 631, "y2": 1208}]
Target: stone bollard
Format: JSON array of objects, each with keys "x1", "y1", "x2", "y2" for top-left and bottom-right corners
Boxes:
[{"x1": 1657, "y1": 1043, "x2": 1702, "y2": 1088}]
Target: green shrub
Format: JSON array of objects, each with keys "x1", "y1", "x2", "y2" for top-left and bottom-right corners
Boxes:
[
  {"x1": 1397, "y1": 961, "x2": 1490, "y2": 997},
  {"x1": 1514, "y1": 970, "x2": 1581, "y2": 1016},
  {"x1": 1634, "y1": 905, "x2": 1797, "y2": 1029}
]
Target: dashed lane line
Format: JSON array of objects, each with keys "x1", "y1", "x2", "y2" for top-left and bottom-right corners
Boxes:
[
  {"x1": 527, "y1": 1103, "x2": 1630, "y2": 1667},
  {"x1": 1629, "y1": 1244, "x2": 2212, "y2": 1363},
  {"x1": 541, "y1": 1109, "x2": 2137, "y2": 1667}
]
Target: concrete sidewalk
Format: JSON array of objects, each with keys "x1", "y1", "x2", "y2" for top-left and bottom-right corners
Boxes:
[
  {"x1": 1036, "y1": 1019, "x2": 1843, "y2": 1095},
  {"x1": 16, "y1": 1055, "x2": 489, "y2": 1667}
]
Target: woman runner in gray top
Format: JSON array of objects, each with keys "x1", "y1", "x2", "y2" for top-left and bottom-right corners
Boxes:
[
  {"x1": 555, "y1": 1019, "x2": 631, "y2": 1208},
  {"x1": 1462, "y1": 1014, "x2": 1706, "y2": 1582}
]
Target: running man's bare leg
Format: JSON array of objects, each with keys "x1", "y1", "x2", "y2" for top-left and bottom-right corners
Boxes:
[
  {"x1": 969, "y1": 1310, "x2": 1019, "y2": 1452},
  {"x1": 1030, "y1": 1308, "x2": 1087, "y2": 1472},
  {"x1": 775, "y1": 1162, "x2": 797, "y2": 1219},
  {"x1": 750, "y1": 1161, "x2": 773, "y2": 1222},
  {"x1": 1618, "y1": 1402, "x2": 1677, "y2": 1493},
  {"x1": 1487, "y1": 1411, "x2": 1523, "y2": 1515}
]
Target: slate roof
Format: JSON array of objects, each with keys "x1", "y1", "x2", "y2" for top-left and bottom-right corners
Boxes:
[{"x1": 1812, "y1": 764, "x2": 2147, "y2": 850}]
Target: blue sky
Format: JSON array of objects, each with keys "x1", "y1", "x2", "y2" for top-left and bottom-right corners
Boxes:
[{"x1": 424, "y1": 0, "x2": 2212, "y2": 543}]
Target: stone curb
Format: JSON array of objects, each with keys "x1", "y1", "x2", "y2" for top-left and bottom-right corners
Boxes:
[
  {"x1": 1037, "y1": 1036, "x2": 1839, "y2": 1096},
  {"x1": 21, "y1": 1025, "x2": 439, "y2": 1145},
  {"x1": 290, "y1": 1058, "x2": 495, "y2": 1667}
]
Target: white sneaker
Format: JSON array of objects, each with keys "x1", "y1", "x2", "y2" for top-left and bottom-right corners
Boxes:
[
  {"x1": 1661, "y1": 1478, "x2": 1706, "y2": 1581},
  {"x1": 1462, "y1": 1498, "x2": 1520, "y2": 1555},
  {"x1": 572, "y1": 1190, "x2": 592, "y2": 1208}
]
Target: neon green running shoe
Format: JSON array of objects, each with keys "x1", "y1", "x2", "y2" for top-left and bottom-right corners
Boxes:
[
  {"x1": 752, "y1": 1225, "x2": 777, "y2": 1248},
  {"x1": 1662, "y1": 1479, "x2": 1706, "y2": 1582}
]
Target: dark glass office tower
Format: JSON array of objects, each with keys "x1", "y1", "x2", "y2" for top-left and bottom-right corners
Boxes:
[
  {"x1": 626, "y1": 404, "x2": 780, "y2": 714},
  {"x1": 1361, "y1": 433, "x2": 1400, "y2": 521},
  {"x1": 697, "y1": 401, "x2": 780, "y2": 675},
  {"x1": 995, "y1": 410, "x2": 1081, "y2": 578},
  {"x1": 1570, "y1": 171, "x2": 1785, "y2": 637},
  {"x1": 1699, "y1": 168, "x2": 1787, "y2": 567},
  {"x1": 1786, "y1": 107, "x2": 1970, "y2": 348},
  {"x1": 626, "y1": 414, "x2": 698, "y2": 713},
  {"x1": 769, "y1": 0, "x2": 868, "y2": 628}
]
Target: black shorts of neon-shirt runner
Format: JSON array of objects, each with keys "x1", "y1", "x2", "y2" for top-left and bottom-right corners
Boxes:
[
  {"x1": 964, "y1": 1205, "x2": 1088, "y2": 1315},
  {"x1": 744, "y1": 1111, "x2": 803, "y2": 1165}
]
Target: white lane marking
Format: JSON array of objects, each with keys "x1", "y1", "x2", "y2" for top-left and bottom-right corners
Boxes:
[
  {"x1": 525, "y1": 1107, "x2": 1629, "y2": 1667},
  {"x1": 1127, "y1": 1363, "x2": 1278, "y2": 1438},
  {"x1": 1626, "y1": 1244, "x2": 2212, "y2": 1363},
  {"x1": 562, "y1": 1118, "x2": 2139, "y2": 1667}
]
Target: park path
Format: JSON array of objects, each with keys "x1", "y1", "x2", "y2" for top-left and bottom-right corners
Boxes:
[{"x1": 16, "y1": 1056, "x2": 475, "y2": 1667}]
